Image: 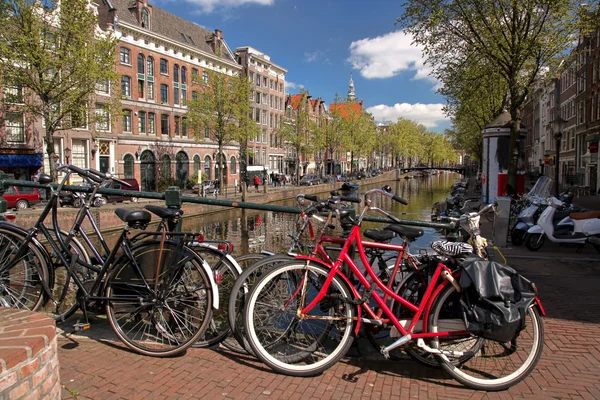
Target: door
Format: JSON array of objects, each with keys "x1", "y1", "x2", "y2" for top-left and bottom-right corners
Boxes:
[
  {"x1": 99, "y1": 156, "x2": 109, "y2": 173},
  {"x1": 176, "y1": 151, "x2": 189, "y2": 188},
  {"x1": 140, "y1": 150, "x2": 156, "y2": 192}
]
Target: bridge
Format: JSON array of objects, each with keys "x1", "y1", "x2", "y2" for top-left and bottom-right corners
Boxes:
[{"x1": 398, "y1": 166, "x2": 467, "y2": 174}]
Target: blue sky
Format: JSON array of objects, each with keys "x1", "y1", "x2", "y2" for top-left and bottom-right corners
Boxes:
[{"x1": 153, "y1": 0, "x2": 451, "y2": 132}]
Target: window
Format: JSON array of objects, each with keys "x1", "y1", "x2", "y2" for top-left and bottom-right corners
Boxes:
[
  {"x1": 181, "y1": 88, "x2": 187, "y2": 105},
  {"x1": 230, "y1": 156, "x2": 236, "y2": 174},
  {"x1": 174, "y1": 87, "x2": 179, "y2": 105},
  {"x1": 137, "y1": 54, "x2": 145, "y2": 74},
  {"x1": 148, "y1": 112, "x2": 155, "y2": 134},
  {"x1": 161, "y1": 155, "x2": 171, "y2": 179},
  {"x1": 95, "y1": 104, "x2": 109, "y2": 131},
  {"x1": 182, "y1": 117, "x2": 188, "y2": 137},
  {"x1": 96, "y1": 79, "x2": 109, "y2": 94},
  {"x1": 124, "y1": 154, "x2": 134, "y2": 178},
  {"x1": 160, "y1": 84, "x2": 168, "y2": 104},
  {"x1": 255, "y1": 92, "x2": 261, "y2": 104},
  {"x1": 160, "y1": 58, "x2": 168, "y2": 75},
  {"x1": 4, "y1": 85, "x2": 23, "y2": 104},
  {"x1": 202, "y1": 71, "x2": 209, "y2": 84},
  {"x1": 270, "y1": 95, "x2": 273, "y2": 108},
  {"x1": 174, "y1": 116, "x2": 180, "y2": 136},
  {"x1": 204, "y1": 126, "x2": 210, "y2": 139},
  {"x1": 262, "y1": 93, "x2": 267, "y2": 105},
  {"x1": 120, "y1": 47, "x2": 130, "y2": 64},
  {"x1": 4, "y1": 112, "x2": 24, "y2": 143},
  {"x1": 192, "y1": 90, "x2": 197, "y2": 100},
  {"x1": 263, "y1": 77, "x2": 267, "y2": 87},
  {"x1": 148, "y1": 81, "x2": 154, "y2": 100},
  {"x1": 181, "y1": 67, "x2": 187, "y2": 84},
  {"x1": 138, "y1": 111, "x2": 146, "y2": 133},
  {"x1": 138, "y1": 79, "x2": 144, "y2": 98},
  {"x1": 261, "y1": 110, "x2": 267, "y2": 125},
  {"x1": 72, "y1": 140, "x2": 87, "y2": 169},
  {"x1": 256, "y1": 74, "x2": 261, "y2": 86},
  {"x1": 147, "y1": 56, "x2": 154, "y2": 76},
  {"x1": 161, "y1": 114, "x2": 169, "y2": 135},
  {"x1": 121, "y1": 76, "x2": 131, "y2": 97},
  {"x1": 173, "y1": 64, "x2": 179, "y2": 82},
  {"x1": 192, "y1": 68, "x2": 199, "y2": 80},
  {"x1": 141, "y1": 8, "x2": 150, "y2": 29},
  {"x1": 204, "y1": 156, "x2": 211, "y2": 179},
  {"x1": 122, "y1": 110, "x2": 132, "y2": 132},
  {"x1": 71, "y1": 106, "x2": 87, "y2": 129},
  {"x1": 249, "y1": 72, "x2": 254, "y2": 82},
  {"x1": 270, "y1": 112, "x2": 273, "y2": 128}
]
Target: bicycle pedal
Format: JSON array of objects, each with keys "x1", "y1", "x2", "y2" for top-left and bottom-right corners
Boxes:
[{"x1": 72, "y1": 322, "x2": 90, "y2": 332}]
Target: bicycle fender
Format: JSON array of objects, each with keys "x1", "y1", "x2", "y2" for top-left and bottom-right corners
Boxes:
[
  {"x1": 196, "y1": 243, "x2": 244, "y2": 275},
  {"x1": 527, "y1": 225, "x2": 543, "y2": 235},
  {"x1": 293, "y1": 255, "x2": 362, "y2": 334},
  {"x1": 199, "y1": 257, "x2": 219, "y2": 310}
]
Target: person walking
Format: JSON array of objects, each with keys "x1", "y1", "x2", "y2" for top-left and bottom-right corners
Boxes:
[
  {"x1": 282, "y1": 175, "x2": 287, "y2": 187},
  {"x1": 253, "y1": 175, "x2": 261, "y2": 192},
  {"x1": 214, "y1": 179, "x2": 220, "y2": 197}
]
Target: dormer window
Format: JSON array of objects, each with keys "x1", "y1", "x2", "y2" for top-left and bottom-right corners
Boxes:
[{"x1": 141, "y1": 8, "x2": 150, "y2": 29}]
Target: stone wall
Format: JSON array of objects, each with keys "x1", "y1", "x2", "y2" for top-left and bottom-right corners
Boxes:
[{"x1": 0, "y1": 308, "x2": 60, "y2": 400}]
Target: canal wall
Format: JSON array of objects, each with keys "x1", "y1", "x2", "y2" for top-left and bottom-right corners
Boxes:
[{"x1": 10, "y1": 171, "x2": 400, "y2": 234}]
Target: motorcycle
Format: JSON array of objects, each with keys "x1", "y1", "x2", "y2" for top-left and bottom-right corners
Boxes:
[
  {"x1": 525, "y1": 196, "x2": 600, "y2": 252},
  {"x1": 510, "y1": 176, "x2": 553, "y2": 245}
]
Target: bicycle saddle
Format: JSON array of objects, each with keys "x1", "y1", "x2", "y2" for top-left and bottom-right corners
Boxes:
[
  {"x1": 385, "y1": 224, "x2": 424, "y2": 240},
  {"x1": 37, "y1": 173, "x2": 52, "y2": 185},
  {"x1": 363, "y1": 229, "x2": 395, "y2": 242},
  {"x1": 144, "y1": 205, "x2": 184, "y2": 220},
  {"x1": 115, "y1": 208, "x2": 151, "y2": 229},
  {"x1": 431, "y1": 240, "x2": 473, "y2": 258}
]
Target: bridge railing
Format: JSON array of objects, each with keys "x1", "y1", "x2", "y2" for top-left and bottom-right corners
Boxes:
[{"x1": 0, "y1": 172, "x2": 456, "y2": 230}]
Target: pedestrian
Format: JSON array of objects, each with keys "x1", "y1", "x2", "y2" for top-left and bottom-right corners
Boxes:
[
  {"x1": 214, "y1": 179, "x2": 220, "y2": 197},
  {"x1": 282, "y1": 175, "x2": 287, "y2": 187},
  {"x1": 270, "y1": 172, "x2": 276, "y2": 187},
  {"x1": 253, "y1": 175, "x2": 261, "y2": 192}
]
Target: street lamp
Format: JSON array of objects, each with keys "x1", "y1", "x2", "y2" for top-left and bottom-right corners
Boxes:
[
  {"x1": 551, "y1": 116, "x2": 566, "y2": 196},
  {"x1": 91, "y1": 143, "x2": 99, "y2": 159}
]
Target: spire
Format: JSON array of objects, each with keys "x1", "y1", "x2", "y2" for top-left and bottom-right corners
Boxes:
[{"x1": 348, "y1": 73, "x2": 356, "y2": 101}]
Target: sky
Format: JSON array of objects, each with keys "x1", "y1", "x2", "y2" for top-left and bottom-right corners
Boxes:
[{"x1": 151, "y1": 0, "x2": 451, "y2": 133}]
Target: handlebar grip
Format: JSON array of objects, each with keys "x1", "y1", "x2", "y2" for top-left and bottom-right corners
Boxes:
[
  {"x1": 340, "y1": 196, "x2": 361, "y2": 204},
  {"x1": 304, "y1": 194, "x2": 319, "y2": 202},
  {"x1": 392, "y1": 195, "x2": 408, "y2": 205}
]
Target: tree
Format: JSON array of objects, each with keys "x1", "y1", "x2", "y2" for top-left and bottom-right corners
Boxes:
[
  {"x1": 399, "y1": 0, "x2": 579, "y2": 188},
  {"x1": 389, "y1": 118, "x2": 425, "y2": 167},
  {"x1": 314, "y1": 95, "x2": 344, "y2": 175},
  {"x1": 0, "y1": 0, "x2": 120, "y2": 180},
  {"x1": 334, "y1": 97, "x2": 375, "y2": 173},
  {"x1": 280, "y1": 89, "x2": 313, "y2": 183},
  {"x1": 187, "y1": 69, "x2": 255, "y2": 194}
]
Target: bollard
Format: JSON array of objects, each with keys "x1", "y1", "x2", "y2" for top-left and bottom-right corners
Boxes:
[{"x1": 493, "y1": 196, "x2": 512, "y2": 247}]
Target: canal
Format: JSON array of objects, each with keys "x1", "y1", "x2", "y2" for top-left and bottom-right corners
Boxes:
[{"x1": 180, "y1": 172, "x2": 461, "y2": 256}]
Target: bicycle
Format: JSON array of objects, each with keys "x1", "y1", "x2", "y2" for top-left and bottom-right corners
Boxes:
[
  {"x1": 242, "y1": 188, "x2": 544, "y2": 391},
  {"x1": 0, "y1": 164, "x2": 216, "y2": 357}
]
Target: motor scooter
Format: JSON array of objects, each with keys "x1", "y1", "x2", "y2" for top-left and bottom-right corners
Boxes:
[{"x1": 525, "y1": 196, "x2": 600, "y2": 252}]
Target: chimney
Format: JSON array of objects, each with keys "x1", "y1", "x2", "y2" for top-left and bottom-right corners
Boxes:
[{"x1": 211, "y1": 29, "x2": 223, "y2": 54}]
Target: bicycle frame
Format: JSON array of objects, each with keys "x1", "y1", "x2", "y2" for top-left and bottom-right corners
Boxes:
[{"x1": 299, "y1": 223, "x2": 463, "y2": 349}]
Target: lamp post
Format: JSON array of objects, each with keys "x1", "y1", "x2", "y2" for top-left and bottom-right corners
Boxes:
[{"x1": 550, "y1": 116, "x2": 566, "y2": 196}]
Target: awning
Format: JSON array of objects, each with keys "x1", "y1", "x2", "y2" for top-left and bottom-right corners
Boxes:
[{"x1": 0, "y1": 153, "x2": 43, "y2": 168}]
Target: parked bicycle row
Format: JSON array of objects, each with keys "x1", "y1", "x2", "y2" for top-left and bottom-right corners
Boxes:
[{"x1": 0, "y1": 165, "x2": 544, "y2": 391}]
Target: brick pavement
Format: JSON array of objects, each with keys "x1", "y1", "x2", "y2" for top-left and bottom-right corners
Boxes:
[{"x1": 56, "y1": 254, "x2": 600, "y2": 400}]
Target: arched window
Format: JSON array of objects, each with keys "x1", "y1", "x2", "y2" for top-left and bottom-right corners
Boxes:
[
  {"x1": 141, "y1": 7, "x2": 150, "y2": 29},
  {"x1": 173, "y1": 64, "x2": 179, "y2": 83},
  {"x1": 193, "y1": 155, "x2": 200, "y2": 173},
  {"x1": 124, "y1": 154, "x2": 134, "y2": 178},
  {"x1": 137, "y1": 54, "x2": 145, "y2": 74},
  {"x1": 230, "y1": 156, "x2": 236, "y2": 174},
  {"x1": 147, "y1": 56, "x2": 154, "y2": 76},
  {"x1": 204, "y1": 155, "x2": 211, "y2": 180},
  {"x1": 175, "y1": 151, "x2": 189, "y2": 188},
  {"x1": 181, "y1": 67, "x2": 187, "y2": 84}
]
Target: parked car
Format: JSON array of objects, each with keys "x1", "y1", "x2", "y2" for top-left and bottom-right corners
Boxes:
[
  {"x1": 192, "y1": 180, "x2": 216, "y2": 195},
  {"x1": 2, "y1": 185, "x2": 41, "y2": 210},
  {"x1": 299, "y1": 175, "x2": 322, "y2": 186},
  {"x1": 322, "y1": 175, "x2": 338, "y2": 184},
  {"x1": 95, "y1": 178, "x2": 140, "y2": 207}
]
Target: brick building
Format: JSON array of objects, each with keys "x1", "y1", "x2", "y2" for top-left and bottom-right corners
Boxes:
[{"x1": 234, "y1": 47, "x2": 287, "y2": 176}]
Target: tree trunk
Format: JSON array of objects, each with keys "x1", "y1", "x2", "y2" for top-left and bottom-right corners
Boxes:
[
  {"x1": 507, "y1": 109, "x2": 521, "y2": 191},
  {"x1": 44, "y1": 126, "x2": 57, "y2": 182},
  {"x1": 350, "y1": 151, "x2": 354, "y2": 173},
  {"x1": 240, "y1": 141, "x2": 248, "y2": 202}
]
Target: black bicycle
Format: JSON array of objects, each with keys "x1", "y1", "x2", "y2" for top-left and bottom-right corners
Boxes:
[{"x1": 0, "y1": 164, "x2": 215, "y2": 357}]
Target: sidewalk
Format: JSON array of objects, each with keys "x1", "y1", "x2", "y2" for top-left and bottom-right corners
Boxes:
[{"x1": 58, "y1": 252, "x2": 600, "y2": 399}]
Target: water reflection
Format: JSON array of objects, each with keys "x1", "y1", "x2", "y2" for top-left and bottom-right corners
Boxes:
[{"x1": 183, "y1": 173, "x2": 460, "y2": 256}]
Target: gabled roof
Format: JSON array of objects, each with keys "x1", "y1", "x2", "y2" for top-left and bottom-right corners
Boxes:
[
  {"x1": 108, "y1": 0, "x2": 235, "y2": 63},
  {"x1": 286, "y1": 93, "x2": 310, "y2": 110}
]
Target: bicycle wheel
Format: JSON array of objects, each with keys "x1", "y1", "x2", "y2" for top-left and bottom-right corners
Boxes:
[
  {"x1": 428, "y1": 284, "x2": 544, "y2": 391},
  {"x1": 106, "y1": 241, "x2": 213, "y2": 357},
  {"x1": 228, "y1": 254, "x2": 293, "y2": 354},
  {"x1": 244, "y1": 261, "x2": 355, "y2": 376},
  {"x1": 0, "y1": 230, "x2": 49, "y2": 311},
  {"x1": 190, "y1": 246, "x2": 239, "y2": 348},
  {"x1": 234, "y1": 252, "x2": 269, "y2": 269}
]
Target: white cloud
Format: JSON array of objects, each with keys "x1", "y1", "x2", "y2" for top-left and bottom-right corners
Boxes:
[
  {"x1": 304, "y1": 50, "x2": 330, "y2": 64},
  {"x1": 183, "y1": 0, "x2": 275, "y2": 13},
  {"x1": 366, "y1": 103, "x2": 448, "y2": 128},
  {"x1": 284, "y1": 81, "x2": 303, "y2": 95},
  {"x1": 348, "y1": 30, "x2": 435, "y2": 83}
]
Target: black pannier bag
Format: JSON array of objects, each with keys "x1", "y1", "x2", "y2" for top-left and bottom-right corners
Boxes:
[{"x1": 459, "y1": 258, "x2": 536, "y2": 343}]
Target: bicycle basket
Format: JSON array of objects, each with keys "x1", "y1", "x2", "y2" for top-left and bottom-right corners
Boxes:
[{"x1": 459, "y1": 258, "x2": 536, "y2": 343}]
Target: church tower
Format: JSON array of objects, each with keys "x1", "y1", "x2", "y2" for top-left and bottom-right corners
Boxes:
[{"x1": 348, "y1": 73, "x2": 356, "y2": 101}]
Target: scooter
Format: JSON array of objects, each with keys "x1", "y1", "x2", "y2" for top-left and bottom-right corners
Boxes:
[{"x1": 525, "y1": 196, "x2": 600, "y2": 252}]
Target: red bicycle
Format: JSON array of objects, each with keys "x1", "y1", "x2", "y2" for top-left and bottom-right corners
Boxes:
[{"x1": 243, "y1": 188, "x2": 545, "y2": 391}]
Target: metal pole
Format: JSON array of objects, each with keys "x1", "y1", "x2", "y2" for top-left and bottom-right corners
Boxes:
[{"x1": 555, "y1": 135, "x2": 561, "y2": 197}]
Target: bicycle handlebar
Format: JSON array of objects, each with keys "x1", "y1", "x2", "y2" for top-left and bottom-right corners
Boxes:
[
  {"x1": 364, "y1": 187, "x2": 409, "y2": 206},
  {"x1": 56, "y1": 163, "x2": 132, "y2": 187}
]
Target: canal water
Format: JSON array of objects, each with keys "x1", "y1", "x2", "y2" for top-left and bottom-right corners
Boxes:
[{"x1": 180, "y1": 172, "x2": 460, "y2": 256}]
